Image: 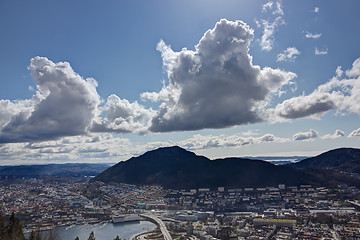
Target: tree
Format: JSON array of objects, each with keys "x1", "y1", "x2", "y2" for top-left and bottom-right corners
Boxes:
[
  {"x1": 28, "y1": 230, "x2": 41, "y2": 240},
  {"x1": 7, "y1": 212, "x2": 26, "y2": 240},
  {"x1": 0, "y1": 213, "x2": 10, "y2": 240},
  {"x1": 88, "y1": 231, "x2": 96, "y2": 240},
  {"x1": 114, "y1": 236, "x2": 121, "y2": 240},
  {"x1": 0, "y1": 213, "x2": 4, "y2": 229}
]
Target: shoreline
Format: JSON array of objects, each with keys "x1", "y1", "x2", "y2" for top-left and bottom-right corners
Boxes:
[{"x1": 24, "y1": 220, "x2": 157, "y2": 240}]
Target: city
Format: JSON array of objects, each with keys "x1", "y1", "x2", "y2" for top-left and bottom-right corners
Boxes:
[{"x1": 1, "y1": 176, "x2": 360, "y2": 239}]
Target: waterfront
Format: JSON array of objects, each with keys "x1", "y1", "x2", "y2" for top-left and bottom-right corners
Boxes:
[{"x1": 45, "y1": 221, "x2": 156, "y2": 240}]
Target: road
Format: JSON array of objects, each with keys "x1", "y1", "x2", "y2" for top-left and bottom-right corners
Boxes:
[{"x1": 139, "y1": 214, "x2": 172, "y2": 240}]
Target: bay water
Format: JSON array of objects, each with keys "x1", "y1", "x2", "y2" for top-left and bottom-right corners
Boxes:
[{"x1": 46, "y1": 221, "x2": 156, "y2": 240}]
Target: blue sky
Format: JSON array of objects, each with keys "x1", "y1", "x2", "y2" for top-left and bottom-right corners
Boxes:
[{"x1": 1, "y1": 0, "x2": 360, "y2": 165}]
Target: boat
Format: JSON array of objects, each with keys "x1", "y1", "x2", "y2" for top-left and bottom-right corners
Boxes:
[
  {"x1": 77, "y1": 223, "x2": 88, "y2": 229},
  {"x1": 112, "y1": 214, "x2": 141, "y2": 223},
  {"x1": 65, "y1": 224, "x2": 76, "y2": 230},
  {"x1": 99, "y1": 222, "x2": 108, "y2": 229}
]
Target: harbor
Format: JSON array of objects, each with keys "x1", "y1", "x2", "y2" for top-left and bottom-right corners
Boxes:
[{"x1": 41, "y1": 221, "x2": 156, "y2": 240}]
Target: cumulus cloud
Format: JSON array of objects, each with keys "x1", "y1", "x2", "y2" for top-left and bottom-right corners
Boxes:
[
  {"x1": 305, "y1": 32, "x2": 322, "y2": 39},
  {"x1": 91, "y1": 94, "x2": 155, "y2": 134},
  {"x1": 0, "y1": 133, "x2": 136, "y2": 165},
  {"x1": 277, "y1": 47, "x2": 301, "y2": 62},
  {"x1": 315, "y1": 47, "x2": 328, "y2": 55},
  {"x1": 146, "y1": 19, "x2": 296, "y2": 132},
  {"x1": 336, "y1": 66, "x2": 343, "y2": 78},
  {"x1": 293, "y1": 129, "x2": 318, "y2": 141},
  {"x1": 265, "y1": 57, "x2": 360, "y2": 122},
  {"x1": 346, "y1": 58, "x2": 360, "y2": 77},
  {"x1": 0, "y1": 57, "x2": 101, "y2": 143},
  {"x1": 264, "y1": 92, "x2": 338, "y2": 121},
  {"x1": 0, "y1": 131, "x2": 291, "y2": 164},
  {"x1": 258, "y1": 1, "x2": 285, "y2": 51},
  {"x1": 348, "y1": 128, "x2": 360, "y2": 137},
  {"x1": 0, "y1": 99, "x2": 35, "y2": 128},
  {"x1": 321, "y1": 130, "x2": 345, "y2": 139},
  {"x1": 177, "y1": 133, "x2": 289, "y2": 151},
  {"x1": 260, "y1": 134, "x2": 275, "y2": 142}
]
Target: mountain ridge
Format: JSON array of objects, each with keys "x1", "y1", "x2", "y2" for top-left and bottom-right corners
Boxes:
[
  {"x1": 93, "y1": 146, "x2": 340, "y2": 189},
  {"x1": 291, "y1": 147, "x2": 360, "y2": 173}
]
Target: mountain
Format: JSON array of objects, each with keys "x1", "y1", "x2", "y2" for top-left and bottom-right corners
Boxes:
[
  {"x1": 93, "y1": 146, "x2": 321, "y2": 189},
  {"x1": 0, "y1": 163, "x2": 111, "y2": 179},
  {"x1": 291, "y1": 148, "x2": 360, "y2": 174}
]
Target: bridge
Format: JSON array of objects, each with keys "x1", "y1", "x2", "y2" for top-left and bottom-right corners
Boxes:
[
  {"x1": 347, "y1": 200, "x2": 360, "y2": 210},
  {"x1": 139, "y1": 213, "x2": 172, "y2": 240}
]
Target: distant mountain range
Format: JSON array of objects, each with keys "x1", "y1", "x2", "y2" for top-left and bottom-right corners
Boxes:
[
  {"x1": 93, "y1": 146, "x2": 360, "y2": 189},
  {"x1": 245, "y1": 156, "x2": 307, "y2": 165},
  {"x1": 0, "y1": 163, "x2": 111, "y2": 179}
]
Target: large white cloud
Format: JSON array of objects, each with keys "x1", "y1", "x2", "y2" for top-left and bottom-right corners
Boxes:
[
  {"x1": 0, "y1": 57, "x2": 101, "y2": 143},
  {"x1": 146, "y1": 19, "x2": 296, "y2": 132}
]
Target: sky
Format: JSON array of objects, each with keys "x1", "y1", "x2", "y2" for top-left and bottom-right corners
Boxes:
[{"x1": 1, "y1": 0, "x2": 360, "y2": 165}]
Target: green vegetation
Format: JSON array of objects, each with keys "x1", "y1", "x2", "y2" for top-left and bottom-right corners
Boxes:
[
  {"x1": 81, "y1": 183, "x2": 104, "y2": 200},
  {"x1": 28, "y1": 230, "x2": 41, "y2": 240},
  {"x1": 0, "y1": 212, "x2": 62, "y2": 240},
  {"x1": 0, "y1": 212, "x2": 26, "y2": 240},
  {"x1": 87, "y1": 231, "x2": 96, "y2": 240}
]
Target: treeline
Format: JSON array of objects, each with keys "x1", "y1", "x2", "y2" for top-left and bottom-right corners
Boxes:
[
  {"x1": 79, "y1": 231, "x2": 122, "y2": 240},
  {"x1": 1, "y1": 212, "x2": 26, "y2": 240},
  {"x1": 0, "y1": 212, "x2": 59, "y2": 240},
  {"x1": 0, "y1": 212, "x2": 123, "y2": 240}
]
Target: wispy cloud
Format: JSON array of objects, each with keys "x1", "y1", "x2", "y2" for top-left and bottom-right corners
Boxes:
[
  {"x1": 258, "y1": 1, "x2": 285, "y2": 51},
  {"x1": 277, "y1": 47, "x2": 301, "y2": 62},
  {"x1": 315, "y1": 47, "x2": 328, "y2": 55},
  {"x1": 321, "y1": 130, "x2": 345, "y2": 139},
  {"x1": 305, "y1": 32, "x2": 322, "y2": 39},
  {"x1": 348, "y1": 128, "x2": 360, "y2": 137}
]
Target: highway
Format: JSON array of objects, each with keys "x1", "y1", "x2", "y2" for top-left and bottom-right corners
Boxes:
[
  {"x1": 347, "y1": 200, "x2": 360, "y2": 209},
  {"x1": 139, "y1": 214, "x2": 172, "y2": 240}
]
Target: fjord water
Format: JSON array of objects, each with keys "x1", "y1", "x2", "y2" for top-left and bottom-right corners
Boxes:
[{"x1": 52, "y1": 221, "x2": 156, "y2": 240}]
